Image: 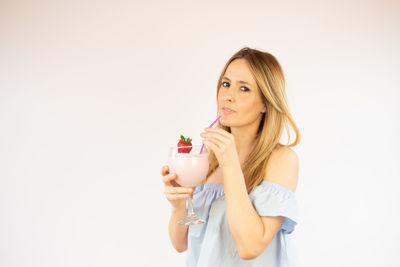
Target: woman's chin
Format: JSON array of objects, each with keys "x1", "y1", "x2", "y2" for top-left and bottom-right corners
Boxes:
[
  {"x1": 220, "y1": 118, "x2": 231, "y2": 127},
  {"x1": 218, "y1": 113, "x2": 233, "y2": 127}
]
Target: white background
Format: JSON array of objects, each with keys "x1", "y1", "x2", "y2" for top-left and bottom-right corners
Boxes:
[{"x1": 1, "y1": 0, "x2": 399, "y2": 266}]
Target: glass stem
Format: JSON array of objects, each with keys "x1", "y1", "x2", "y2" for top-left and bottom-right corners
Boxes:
[{"x1": 188, "y1": 194, "x2": 195, "y2": 216}]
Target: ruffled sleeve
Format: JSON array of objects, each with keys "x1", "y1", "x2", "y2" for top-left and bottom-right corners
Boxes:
[
  {"x1": 186, "y1": 183, "x2": 225, "y2": 211},
  {"x1": 249, "y1": 180, "x2": 300, "y2": 234}
]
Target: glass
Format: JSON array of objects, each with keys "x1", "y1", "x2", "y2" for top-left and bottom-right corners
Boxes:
[{"x1": 168, "y1": 144, "x2": 209, "y2": 225}]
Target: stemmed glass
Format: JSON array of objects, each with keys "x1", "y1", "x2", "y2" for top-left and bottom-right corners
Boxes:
[{"x1": 168, "y1": 144, "x2": 209, "y2": 225}]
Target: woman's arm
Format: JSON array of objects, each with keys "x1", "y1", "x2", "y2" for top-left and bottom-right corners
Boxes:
[
  {"x1": 161, "y1": 165, "x2": 192, "y2": 253},
  {"x1": 168, "y1": 206, "x2": 189, "y2": 252},
  {"x1": 223, "y1": 147, "x2": 299, "y2": 260}
]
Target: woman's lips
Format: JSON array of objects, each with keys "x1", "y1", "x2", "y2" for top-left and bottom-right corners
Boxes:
[{"x1": 222, "y1": 107, "x2": 235, "y2": 114}]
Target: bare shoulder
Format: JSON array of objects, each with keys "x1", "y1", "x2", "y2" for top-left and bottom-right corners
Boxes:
[{"x1": 263, "y1": 145, "x2": 299, "y2": 193}]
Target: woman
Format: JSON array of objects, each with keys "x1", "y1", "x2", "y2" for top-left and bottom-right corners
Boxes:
[{"x1": 161, "y1": 47, "x2": 301, "y2": 266}]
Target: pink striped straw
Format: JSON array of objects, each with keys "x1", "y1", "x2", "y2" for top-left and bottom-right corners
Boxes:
[{"x1": 200, "y1": 115, "x2": 222, "y2": 154}]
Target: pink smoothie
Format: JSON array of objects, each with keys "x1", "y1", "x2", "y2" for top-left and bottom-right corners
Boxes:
[{"x1": 168, "y1": 153, "x2": 209, "y2": 188}]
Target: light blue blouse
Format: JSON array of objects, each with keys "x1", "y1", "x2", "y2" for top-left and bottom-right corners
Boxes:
[{"x1": 185, "y1": 181, "x2": 300, "y2": 267}]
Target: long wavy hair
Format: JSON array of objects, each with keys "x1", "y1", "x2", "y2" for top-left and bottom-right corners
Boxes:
[{"x1": 205, "y1": 47, "x2": 301, "y2": 194}]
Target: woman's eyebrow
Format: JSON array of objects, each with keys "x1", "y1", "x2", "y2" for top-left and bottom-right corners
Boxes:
[{"x1": 222, "y1": 76, "x2": 253, "y2": 86}]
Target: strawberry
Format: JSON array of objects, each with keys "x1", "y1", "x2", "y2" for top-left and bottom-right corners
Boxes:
[{"x1": 177, "y1": 134, "x2": 192, "y2": 153}]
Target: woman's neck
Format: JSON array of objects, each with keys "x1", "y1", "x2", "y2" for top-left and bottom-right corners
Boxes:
[{"x1": 230, "y1": 126, "x2": 259, "y2": 164}]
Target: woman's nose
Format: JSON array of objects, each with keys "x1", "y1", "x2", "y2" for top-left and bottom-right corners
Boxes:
[{"x1": 222, "y1": 90, "x2": 234, "y2": 102}]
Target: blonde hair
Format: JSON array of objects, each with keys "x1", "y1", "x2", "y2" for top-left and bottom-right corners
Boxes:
[{"x1": 205, "y1": 47, "x2": 301, "y2": 194}]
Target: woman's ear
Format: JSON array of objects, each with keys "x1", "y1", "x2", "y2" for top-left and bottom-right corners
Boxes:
[{"x1": 262, "y1": 105, "x2": 266, "y2": 113}]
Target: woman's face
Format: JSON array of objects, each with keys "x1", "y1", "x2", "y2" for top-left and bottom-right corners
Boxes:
[{"x1": 218, "y1": 58, "x2": 266, "y2": 127}]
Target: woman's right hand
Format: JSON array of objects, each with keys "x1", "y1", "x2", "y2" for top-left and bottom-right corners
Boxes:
[{"x1": 161, "y1": 165, "x2": 194, "y2": 210}]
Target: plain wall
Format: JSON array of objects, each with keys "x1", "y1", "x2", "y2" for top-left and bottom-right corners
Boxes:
[{"x1": 1, "y1": 0, "x2": 399, "y2": 266}]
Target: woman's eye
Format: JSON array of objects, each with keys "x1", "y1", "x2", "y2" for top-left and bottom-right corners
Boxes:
[{"x1": 221, "y1": 82, "x2": 249, "y2": 92}]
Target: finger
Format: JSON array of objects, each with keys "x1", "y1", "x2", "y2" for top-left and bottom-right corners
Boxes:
[
  {"x1": 162, "y1": 173, "x2": 177, "y2": 185},
  {"x1": 203, "y1": 133, "x2": 228, "y2": 144},
  {"x1": 203, "y1": 140, "x2": 220, "y2": 153},
  {"x1": 165, "y1": 194, "x2": 191, "y2": 201},
  {"x1": 203, "y1": 136, "x2": 222, "y2": 149},
  {"x1": 165, "y1": 187, "x2": 193, "y2": 194},
  {"x1": 160, "y1": 165, "x2": 170, "y2": 176},
  {"x1": 170, "y1": 180, "x2": 181, "y2": 187},
  {"x1": 162, "y1": 173, "x2": 176, "y2": 184},
  {"x1": 205, "y1": 127, "x2": 232, "y2": 138}
]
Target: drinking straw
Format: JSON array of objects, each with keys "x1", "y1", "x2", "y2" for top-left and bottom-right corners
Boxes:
[{"x1": 200, "y1": 115, "x2": 222, "y2": 154}]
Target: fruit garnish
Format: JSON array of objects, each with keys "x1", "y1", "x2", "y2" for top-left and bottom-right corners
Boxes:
[{"x1": 177, "y1": 134, "x2": 192, "y2": 153}]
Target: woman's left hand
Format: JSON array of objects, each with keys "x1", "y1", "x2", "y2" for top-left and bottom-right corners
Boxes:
[{"x1": 200, "y1": 127, "x2": 240, "y2": 169}]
